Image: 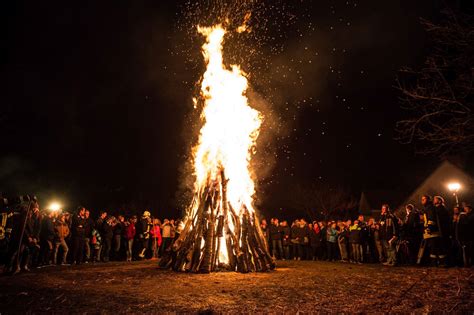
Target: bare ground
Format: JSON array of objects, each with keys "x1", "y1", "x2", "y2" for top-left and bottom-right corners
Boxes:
[{"x1": 0, "y1": 260, "x2": 472, "y2": 314}]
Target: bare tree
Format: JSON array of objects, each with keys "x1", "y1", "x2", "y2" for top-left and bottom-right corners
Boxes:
[
  {"x1": 291, "y1": 183, "x2": 358, "y2": 220},
  {"x1": 396, "y1": 8, "x2": 473, "y2": 155}
]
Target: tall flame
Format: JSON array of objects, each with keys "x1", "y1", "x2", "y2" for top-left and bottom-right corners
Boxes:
[{"x1": 192, "y1": 25, "x2": 262, "y2": 216}]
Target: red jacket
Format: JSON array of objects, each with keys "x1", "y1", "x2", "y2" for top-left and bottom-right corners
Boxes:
[
  {"x1": 125, "y1": 222, "x2": 136, "y2": 240},
  {"x1": 150, "y1": 225, "x2": 162, "y2": 246}
]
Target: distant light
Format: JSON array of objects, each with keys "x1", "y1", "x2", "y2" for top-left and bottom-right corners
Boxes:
[
  {"x1": 448, "y1": 183, "x2": 461, "y2": 192},
  {"x1": 49, "y1": 202, "x2": 61, "y2": 212}
]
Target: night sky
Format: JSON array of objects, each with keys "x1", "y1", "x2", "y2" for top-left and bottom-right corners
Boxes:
[{"x1": 1, "y1": 0, "x2": 471, "y2": 218}]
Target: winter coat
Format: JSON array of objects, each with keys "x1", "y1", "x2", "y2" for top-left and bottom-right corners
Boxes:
[
  {"x1": 150, "y1": 225, "x2": 162, "y2": 246},
  {"x1": 101, "y1": 216, "x2": 116, "y2": 239},
  {"x1": 280, "y1": 226, "x2": 291, "y2": 246},
  {"x1": 309, "y1": 228, "x2": 321, "y2": 247},
  {"x1": 269, "y1": 224, "x2": 282, "y2": 241},
  {"x1": 125, "y1": 222, "x2": 136, "y2": 241},
  {"x1": 114, "y1": 221, "x2": 124, "y2": 236},
  {"x1": 379, "y1": 213, "x2": 399, "y2": 241},
  {"x1": 84, "y1": 218, "x2": 94, "y2": 238},
  {"x1": 456, "y1": 212, "x2": 474, "y2": 243},
  {"x1": 71, "y1": 214, "x2": 86, "y2": 237},
  {"x1": 349, "y1": 224, "x2": 362, "y2": 244},
  {"x1": 326, "y1": 227, "x2": 337, "y2": 243},
  {"x1": 40, "y1": 216, "x2": 55, "y2": 241}
]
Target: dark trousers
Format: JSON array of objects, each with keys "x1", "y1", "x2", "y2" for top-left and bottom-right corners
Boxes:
[
  {"x1": 102, "y1": 236, "x2": 113, "y2": 262},
  {"x1": 72, "y1": 236, "x2": 85, "y2": 264},
  {"x1": 327, "y1": 241, "x2": 338, "y2": 261},
  {"x1": 282, "y1": 244, "x2": 290, "y2": 260},
  {"x1": 271, "y1": 239, "x2": 283, "y2": 259},
  {"x1": 113, "y1": 235, "x2": 121, "y2": 260},
  {"x1": 310, "y1": 245, "x2": 319, "y2": 260},
  {"x1": 40, "y1": 239, "x2": 54, "y2": 265}
]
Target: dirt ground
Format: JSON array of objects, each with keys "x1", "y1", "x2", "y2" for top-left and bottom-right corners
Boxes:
[{"x1": 0, "y1": 260, "x2": 472, "y2": 314}]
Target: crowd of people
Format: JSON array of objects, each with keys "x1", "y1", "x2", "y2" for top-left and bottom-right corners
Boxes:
[
  {"x1": 260, "y1": 196, "x2": 473, "y2": 268},
  {"x1": 0, "y1": 197, "x2": 184, "y2": 274},
  {"x1": 0, "y1": 193, "x2": 472, "y2": 275}
]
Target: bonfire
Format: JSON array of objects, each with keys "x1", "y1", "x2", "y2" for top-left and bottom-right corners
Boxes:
[{"x1": 159, "y1": 24, "x2": 274, "y2": 273}]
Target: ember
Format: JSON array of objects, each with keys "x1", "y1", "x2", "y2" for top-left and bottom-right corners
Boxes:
[{"x1": 159, "y1": 24, "x2": 274, "y2": 272}]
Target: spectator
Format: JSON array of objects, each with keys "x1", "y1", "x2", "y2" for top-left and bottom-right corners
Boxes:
[
  {"x1": 53, "y1": 213, "x2": 69, "y2": 265},
  {"x1": 160, "y1": 218, "x2": 174, "y2": 257},
  {"x1": 349, "y1": 220, "x2": 363, "y2": 264},
  {"x1": 326, "y1": 221, "x2": 338, "y2": 262},
  {"x1": 125, "y1": 216, "x2": 137, "y2": 262},
  {"x1": 280, "y1": 220, "x2": 290, "y2": 260},
  {"x1": 137, "y1": 211, "x2": 152, "y2": 259},
  {"x1": 290, "y1": 220, "x2": 300, "y2": 260},
  {"x1": 379, "y1": 204, "x2": 399, "y2": 266},
  {"x1": 83, "y1": 209, "x2": 94, "y2": 263},
  {"x1": 455, "y1": 204, "x2": 473, "y2": 267},
  {"x1": 113, "y1": 215, "x2": 125, "y2": 260},
  {"x1": 308, "y1": 223, "x2": 320, "y2": 261},
  {"x1": 269, "y1": 218, "x2": 283, "y2": 259},
  {"x1": 71, "y1": 207, "x2": 86, "y2": 265},
  {"x1": 338, "y1": 220, "x2": 350, "y2": 263},
  {"x1": 401, "y1": 204, "x2": 422, "y2": 264},
  {"x1": 90, "y1": 227, "x2": 102, "y2": 263},
  {"x1": 150, "y1": 218, "x2": 162, "y2": 259},
  {"x1": 101, "y1": 215, "x2": 117, "y2": 262}
]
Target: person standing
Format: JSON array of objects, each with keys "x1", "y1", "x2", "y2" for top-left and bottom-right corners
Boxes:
[
  {"x1": 402, "y1": 204, "x2": 422, "y2": 264},
  {"x1": 326, "y1": 221, "x2": 338, "y2": 262},
  {"x1": 101, "y1": 214, "x2": 116, "y2": 262},
  {"x1": 349, "y1": 220, "x2": 363, "y2": 264},
  {"x1": 137, "y1": 211, "x2": 152, "y2": 259},
  {"x1": 378, "y1": 204, "x2": 399, "y2": 266},
  {"x1": 290, "y1": 220, "x2": 300, "y2": 260},
  {"x1": 338, "y1": 220, "x2": 350, "y2": 263},
  {"x1": 83, "y1": 209, "x2": 94, "y2": 263},
  {"x1": 159, "y1": 218, "x2": 174, "y2": 257},
  {"x1": 71, "y1": 207, "x2": 86, "y2": 265},
  {"x1": 269, "y1": 218, "x2": 283, "y2": 260},
  {"x1": 125, "y1": 216, "x2": 137, "y2": 262},
  {"x1": 53, "y1": 213, "x2": 69, "y2": 265},
  {"x1": 421, "y1": 195, "x2": 450, "y2": 267},
  {"x1": 308, "y1": 223, "x2": 321, "y2": 261},
  {"x1": 455, "y1": 204, "x2": 473, "y2": 267},
  {"x1": 150, "y1": 218, "x2": 162, "y2": 259},
  {"x1": 113, "y1": 215, "x2": 125, "y2": 260},
  {"x1": 433, "y1": 196, "x2": 452, "y2": 266},
  {"x1": 280, "y1": 220, "x2": 290, "y2": 260}
]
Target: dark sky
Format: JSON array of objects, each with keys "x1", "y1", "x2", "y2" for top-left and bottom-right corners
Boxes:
[{"x1": 1, "y1": 0, "x2": 468, "y2": 218}]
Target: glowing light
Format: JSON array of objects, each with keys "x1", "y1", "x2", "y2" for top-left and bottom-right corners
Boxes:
[
  {"x1": 448, "y1": 182, "x2": 461, "y2": 192},
  {"x1": 49, "y1": 202, "x2": 61, "y2": 212}
]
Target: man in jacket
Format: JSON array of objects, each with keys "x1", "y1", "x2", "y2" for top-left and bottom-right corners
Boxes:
[
  {"x1": 402, "y1": 204, "x2": 422, "y2": 264},
  {"x1": 53, "y1": 213, "x2": 69, "y2": 265},
  {"x1": 455, "y1": 204, "x2": 473, "y2": 267},
  {"x1": 280, "y1": 220, "x2": 290, "y2": 260},
  {"x1": 71, "y1": 207, "x2": 87, "y2": 265},
  {"x1": 421, "y1": 195, "x2": 446, "y2": 266},
  {"x1": 269, "y1": 218, "x2": 283, "y2": 260},
  {"x1": 379, "y1": 204, "x2": 399, "y2": 266}
]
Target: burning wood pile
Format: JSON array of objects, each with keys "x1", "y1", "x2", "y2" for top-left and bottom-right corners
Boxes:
[{"x1": 159, "y1": 25, "x2": 274, "y2": 273}]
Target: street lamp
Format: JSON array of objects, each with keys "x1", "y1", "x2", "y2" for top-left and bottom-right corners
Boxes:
[{"x1": 447, "y1": 182, "x2": 461, "y2": 207}]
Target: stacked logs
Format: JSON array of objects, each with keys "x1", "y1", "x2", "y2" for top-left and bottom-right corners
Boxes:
[{"x1": 159, "y1": 170, "x2": 275, "y2": 273}]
